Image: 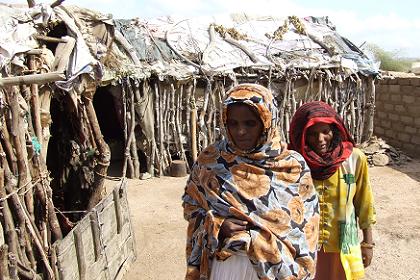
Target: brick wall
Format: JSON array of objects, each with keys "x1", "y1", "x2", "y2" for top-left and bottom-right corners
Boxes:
[{"x1": 375, "y1": 75, "x2": 420, "y2": 157}]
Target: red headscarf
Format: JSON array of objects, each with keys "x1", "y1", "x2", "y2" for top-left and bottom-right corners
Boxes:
[{"x1": 289, "y1": 101, "x2": 355, "y2": 180}]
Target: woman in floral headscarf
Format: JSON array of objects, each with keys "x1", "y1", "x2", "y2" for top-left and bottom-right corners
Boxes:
[
  {"x1": 289, "y1": 101, "x2": 376, "y2": 280},
  {"x1": 182, "y1": 83, "x2": 319, "y2": 280}
]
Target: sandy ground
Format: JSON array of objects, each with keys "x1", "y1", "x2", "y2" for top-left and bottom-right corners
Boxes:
[{"x1": 111, "y1": 158, "x2": 420, "y2": 280}]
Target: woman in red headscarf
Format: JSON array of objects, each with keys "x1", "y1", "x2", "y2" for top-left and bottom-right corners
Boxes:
[{"x1": 289, "y1": 101, "x2": 376, "y2": 280}]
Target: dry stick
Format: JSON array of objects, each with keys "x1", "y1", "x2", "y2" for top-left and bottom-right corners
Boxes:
[
  {"x1": 202, "y1": 24, "x2": 217, "y2": 64},
  {"x1": 144, "y1": 81, "x2": 156, "y2": 177},
  {"x1": 2, "y1": 150, "x2": 51, "y2": 278},
  {"x1": 162, "y1": 85, "x2": 172, "y2": 170},
  {"x1": 362, "y1": 76, "x2": 375, "y2": 143},
  {"x1": 83, "y1": 87, "x2": 111, "y2": 210},
  {"x1": 14, "y1": 193, "x2": 54, "y2": 279},
  {"x1": 0, "y1": 167, "x2": 20, "y2": 270},
  {"x1": 8, "y1": 253, "x2": 17, "y2": 280},
  {"x1": 114, "y1": 30, "x2": 141, "y2": 66},
  {"x1": 154, "y1": 82, "x2": 163, "y2": 176},
  {"x1": 26, "y1": 0, "x2": 35, "y2": 8},
  {"x1": 216, "y1": 80, "x2": 226, "y2": 140},
  {"x1": 223, "y1": 35, "x2": 259, "y2": 63},
  {"x1": 121, "y1": 82, "x2": 131, "y2": 178},
  {"x1": 4, "y1": 87, "x2": 35, "y2": 267},
  {"x1": 50, "y1": 0, "x2": 65, "y2": 8},
  {"x1": 1, "y1": 123, "x2": 17, "y2": 174},
  {"x1": 0, "y1": 155, "x2": 27, "y2": 262},
  {"x1": 3, "y1": 171, "x2": 35, "y2": 270},
  {"x1": 278, "y1": 79, "x2": 289, "y2": 139},
  {"x1": 125, "y1": 92, "x2": 135, "y2": 178},
  {"x1": 206, "y1": 85, "x2": 216, "y2": 144},
  {"x1": 28, "y1": 55, "x2": 43, "y2": 148},
  {"x1": 174, "y1": 84, "x2": 189, "y2": 171},
  {"x1": 199, "y1": 80, "x2": 211, "y2": 150},
  {"x1": 0, "y1": 244, "x2": 10, "y2": 280},
  {"x1": 127, "y1": 81, "x2": 140, "y2": 178},
  {"x1": 190, "y1": 81, "x2": 198, "y2": 163},
  {"x1": 124, "y1": 85, "x2": 134, "y2": 178},
  {"x1": 169, "y1": 84, "x2": 180, "y2": 154},
  {"x1": 31, "y1": 155, "x2": 63, "y2": 241},
  {"x1": 0, "y1": 72, "x2": 65, "y2": 87},
  {"x1": 185, "y1": 83, "x2": 192, "y2": 137}
]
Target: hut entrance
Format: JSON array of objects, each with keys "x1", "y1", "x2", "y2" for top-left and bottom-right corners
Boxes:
[{"x1": 93, "y1": 85, "x2": 125, "y2": 177}]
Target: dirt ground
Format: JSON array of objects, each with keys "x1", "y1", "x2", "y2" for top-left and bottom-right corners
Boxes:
[{"x1": 111, "y1": 158, "x2": 420, "y2": 280}]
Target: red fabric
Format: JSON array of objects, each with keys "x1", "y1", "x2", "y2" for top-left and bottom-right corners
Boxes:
[{"x1": 289, "y1": 101, "x2": 354, "y2": 180}]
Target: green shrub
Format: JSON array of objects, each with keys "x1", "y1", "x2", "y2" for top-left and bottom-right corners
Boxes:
[{"x1": 365, "y1": 44, "x2": 413, "y2": 72}]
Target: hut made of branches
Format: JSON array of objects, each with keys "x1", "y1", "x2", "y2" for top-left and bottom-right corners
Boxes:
[
  {"x1": 0, "y1": 3, "x2": 114, "y2": 278},
  {"x1": 99, "y1": 14, "x2": 379, "y2": 177}
]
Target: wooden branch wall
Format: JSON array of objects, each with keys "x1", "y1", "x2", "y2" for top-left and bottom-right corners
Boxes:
[
  {"x1": 0, "y1": 53, "x2": 109, "y2": 279},
  {"x1": 118, "y1": 69, "x2": 375, "y2": 177}
]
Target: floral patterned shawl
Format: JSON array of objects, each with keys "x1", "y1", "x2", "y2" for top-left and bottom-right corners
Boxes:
[{"x1": 182, "y1": 84, "x2": 320, "y2": 280}]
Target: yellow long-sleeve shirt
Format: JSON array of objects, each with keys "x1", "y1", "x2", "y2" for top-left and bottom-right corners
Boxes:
[{"x1": 314, "y1": 147, "x2": 376, "y2": 252}]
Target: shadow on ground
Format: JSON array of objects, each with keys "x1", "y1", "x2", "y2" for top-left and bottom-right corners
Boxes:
[{"x1": 390, "y1": 157, "x2": 420, "y2": 183}]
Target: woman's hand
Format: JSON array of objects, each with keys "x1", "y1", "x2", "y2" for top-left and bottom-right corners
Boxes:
[
  {"x1": 361, "y1": 246, "x2": 373, "y2": 267},
  {"x1": 219, "y1": 218, "x2": 248, "y2": 239},
  {"x1": 361, "y1": 227, "x2": 374, "y2": 267}
]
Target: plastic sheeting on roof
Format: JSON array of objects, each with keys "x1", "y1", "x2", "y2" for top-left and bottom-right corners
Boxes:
[{"x1": 113, "y1": 14, "x2": 378, "y2": 80}]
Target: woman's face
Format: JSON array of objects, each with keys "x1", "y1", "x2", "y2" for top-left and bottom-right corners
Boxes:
[
  {"x1": 226, "y1": 103, "x2": 264, "y2": 151},
  {"x1": 306, "y1": 123, "x2": 333, "y2": 155}
]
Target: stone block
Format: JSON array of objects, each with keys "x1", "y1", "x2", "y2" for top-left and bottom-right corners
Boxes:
[
  {"x1": 402, "y1": 95, "x2": 416, "y2": 103},
  {"x1": 398, "y1": 133, "x2": 411, "y2": 142},
  {"x1": 380, "y1": 120, "x2": 391, "y2": 128},
  {"x1": 384, "y1": 103, "x2": 394, "y2": 111},
  {"x1": 395, "y1": 104, "x2": 405, "y2": 112},
  {"x1": 389, "y1": 84, "x2": 400, "y2": 93},
  {"x1": 401, "y1": 85, "x2": 414, "y2": 94},
  {"x1": 376, "y1": 78, "x2": 388, "y2": 85},
  {"x1": 410, "y1": 77, "x2": 420, "y2": 86},
  {"x1": 411, "y1": 136, "x2": 420, "y2": 145},
  {"x1": 391, "y1": 94, "x2": 403, "y2": 102},
  {"x1": 404, "y1": 126, "x2": 417, "y2": 134},
  {"x1": 388, "y1": 113, "x2": 399, "y2": 121},
  {"x1": 376, "y1": 91, "x2": 390, "y2": 101},
  {"x1": 399, "y1": 78, "x2": 411, "y2": 85},
  {"x1": 376, "y1": 111, "x2": 387, "y2": 119},
  {"x1": 403, "y1": 143, "x2": 416, "y2": 151},
  {"x1": 401, "y1": 116, "x2": 414, "y2": 124},
  {"x1": 374, "y1": 127, "x2": 385, "y2": 135},
  {"x1": 415, "y1": 118, "x2": 420, "y2": 126},
  {"x1": 385, "y1": 130, "x2": 395, "y2": 139},
  {"x1": 413, "y1": 86, "x2": 420, "y2": 95},
  {"x1": 407, "y1": 105, "x2": 420, "y2": 117},
  {"x1": 391, "y1": 122, "x2": 403, "y2": 131},
  {"x1": 375, "y1": 84, "x2": 387, "y2": 93},
  {"x1": 387, "y1": 78, "x2": 398, "y2": 85}
]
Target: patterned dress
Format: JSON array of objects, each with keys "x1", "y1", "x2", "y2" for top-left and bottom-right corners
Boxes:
[{"x1": 182, "y1": 84, "x2": 320, "y2": 280}]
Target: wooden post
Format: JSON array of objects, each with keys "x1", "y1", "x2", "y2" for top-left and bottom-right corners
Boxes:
[
  {"x1": 73, "y1": 228, "x2": 86, "y2": 280},
  {"x1": 89, "y1": 211, "x2": 101, "y2": 261},
  {"x1": 82, "y1": 79, "x2": 111, "y2": 210},
  {"x1": 0, "y1": 72, "x2": 65, "y2": 87},
  {"x1": 190, "y1": 95, "x2": 198, "y2": 163}
]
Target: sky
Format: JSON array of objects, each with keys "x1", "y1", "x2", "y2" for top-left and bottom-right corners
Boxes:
[{"x1": 3, "y1": 0, "x2": 420, "y2": 58}]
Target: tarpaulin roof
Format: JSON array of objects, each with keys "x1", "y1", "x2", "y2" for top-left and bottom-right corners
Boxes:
[
  {"x1": 111, "y1": 14, "x2": 379, "y2": 80},
  {"x1": 0, "y1": 3, "x2": 379, "y2": 84}
]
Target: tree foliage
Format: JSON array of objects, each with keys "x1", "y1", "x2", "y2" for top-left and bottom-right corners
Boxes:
[{"x1": 365, "y1": 44, "x2": 414, "y2": 72}]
